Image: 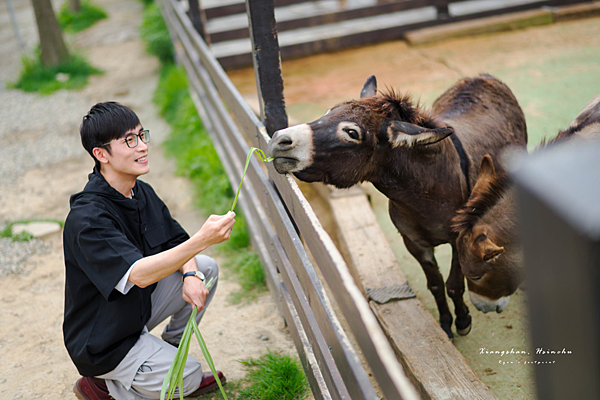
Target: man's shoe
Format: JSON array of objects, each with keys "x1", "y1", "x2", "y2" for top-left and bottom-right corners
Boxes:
[
  {"x1": 188, "y1": 371, "x2": 227, "y2": 397},
  {"x1": 73, "y1": 376, "x2": 113, "y2": 400}
]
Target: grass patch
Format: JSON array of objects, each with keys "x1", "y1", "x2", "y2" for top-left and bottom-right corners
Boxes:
[
  {"x1": 140, "y1": 2, "x2": 175, "y2": 66},
  {"x1": 58, "y1": 0, "x2": 108, "y2": 33},
  {"x1": 224, "y1": 249, "x2": 267, "y2": 304},
  {"x1": 238, "y1": 352, "x2": 310, "y2": 400},
  {"x1": 191, "y1": 352, "x2": 309, "y2": 400},
  {"x1": 10, "y1": 50, "x2": 102, "y2": 95},
  {"x1": 0, "y1": 220, "x2": 64, "y2": 242}
]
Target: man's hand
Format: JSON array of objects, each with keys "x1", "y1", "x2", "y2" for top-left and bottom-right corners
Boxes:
[
  {"x1": 192, "y1": 211, "x2": 236, "y2": 249},
  {"x1": 182, "y1": 275, "x2": 209, "y2": 310}
]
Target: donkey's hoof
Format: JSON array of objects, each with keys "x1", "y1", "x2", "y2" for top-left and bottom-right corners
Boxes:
[
  {"x1": 441, "y1": 323, "x2": 454, "y2": 339},
  {"x1": 456, "y1": 315, "x2": 472, "y2": 336}
]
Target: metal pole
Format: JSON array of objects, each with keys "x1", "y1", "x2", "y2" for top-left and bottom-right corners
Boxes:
[{"x1": 6, "y1": 0, "x2": 25, "y2": 50}]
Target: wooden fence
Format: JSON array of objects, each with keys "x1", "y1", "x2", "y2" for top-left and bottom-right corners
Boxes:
[
  {"x1": 158, "y1": 0, "x2": 421, "y2": 398},
  {"x1": 192, "y1": 0, "x2": 594, "y2": 68}
]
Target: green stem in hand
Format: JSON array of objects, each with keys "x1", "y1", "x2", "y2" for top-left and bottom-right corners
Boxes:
[{"x1": 230, "y1": 147, "x2": 273, "y2": 212}]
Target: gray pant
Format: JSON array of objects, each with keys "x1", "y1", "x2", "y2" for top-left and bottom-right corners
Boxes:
[{"x1": 98, "y1": 255, "x2": 219, "y2": 400}]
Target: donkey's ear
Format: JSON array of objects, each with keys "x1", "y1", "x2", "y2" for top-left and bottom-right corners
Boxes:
[
  {"x1": 471, "y1": 155, "x2": 496, "y2": 195},
  {"x1": 471, "y1": 234, "x2": 505, "y2": 262},
  {"x1": 385, "y1": 121, "x2": 454, "y2": 148},
  {"x1": 360, "y1": 75, "x2": 377, "y2": 98}
]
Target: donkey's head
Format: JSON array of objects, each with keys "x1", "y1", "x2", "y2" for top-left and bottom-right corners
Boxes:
[
  {"x1": 267, "y1": 75, "x2": 454, "y2": 188},
  {"x1": 452, "y1": 155, "x2": 523, "y2": 313}
]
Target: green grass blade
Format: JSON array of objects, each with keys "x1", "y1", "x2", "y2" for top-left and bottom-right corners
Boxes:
[
  {"x1": 230, "y1": 147, "x2": 273, "y2": 212},
  {"x1": 192, "y1": 320, "x2": 228, "y2": 399},
  {"x1": 161, "y1": 277, "x2": 217, "y2": 400}
]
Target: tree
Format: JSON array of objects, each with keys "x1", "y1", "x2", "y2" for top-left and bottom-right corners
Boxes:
[
  {"x1": 69, "y1": 0, "x2": 81, "y2": 13},
  {"x1": 31, "y1": 0, "x2": 70, "y2": 66}
]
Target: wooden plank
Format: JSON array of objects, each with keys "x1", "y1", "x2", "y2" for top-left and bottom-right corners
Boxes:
[
  {"x1": 280, "y1": 284, "x2": 334, "y2": 400},
  {"x1": 405, "y1": 8, "x2": 554, "y2": 45},
  {"x1": 208, "y1": 0, "x2": 443, "y2": 43},
  {"x1": 553, "y1": 1, "x2": 600, "y2": 22},
  {"x1": 204, "y1": 0, "x2": 308, "y2": 19},
  {"x1": 318, "y1": 185, "x2": 498, "y2": 400}
]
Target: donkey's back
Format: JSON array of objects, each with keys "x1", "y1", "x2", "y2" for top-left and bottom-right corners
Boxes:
[{"x1": 432, "y1": 74, "x2": 528, "y2": 179}]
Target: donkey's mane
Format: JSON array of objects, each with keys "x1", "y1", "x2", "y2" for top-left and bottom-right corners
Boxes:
[
  {"x1": 537, "y1": 125, "x2": 579, "y2": 149},
  {"x1": 452, "y1": 171, "x2": 510, "y2": 233},
  {"x1": 364, "y1": 88, "x2": 437, "y2": 128}
]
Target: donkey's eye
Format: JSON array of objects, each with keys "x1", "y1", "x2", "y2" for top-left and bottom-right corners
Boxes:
[
  {"x1": 469, "y1": 275, "x2": 483, "y2": 282},
  {"x1": 345, "y1": 128, "x2": 359, "y2": 140}
]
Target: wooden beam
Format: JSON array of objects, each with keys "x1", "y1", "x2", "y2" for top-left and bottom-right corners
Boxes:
[{"x1": 245, "y1": 0, "x2": 288, "y2": 135}]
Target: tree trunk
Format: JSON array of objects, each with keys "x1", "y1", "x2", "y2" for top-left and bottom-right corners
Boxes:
[
  {"x1": 69, "y1": 0, "x2": 81, "y2": 13},
  {"x1": 31, "y1": 0, "x2": 70, "y2": 67}
]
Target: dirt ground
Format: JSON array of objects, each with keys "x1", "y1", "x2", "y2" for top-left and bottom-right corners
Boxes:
[
  {"x1": 227, "y1": 14, "x2": 600, "y2": 400},
  {"x1": 0, "y1": 1, "x2": 297, "y2": 399}
]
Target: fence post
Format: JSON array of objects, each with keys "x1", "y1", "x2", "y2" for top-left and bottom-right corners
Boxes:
[
  {"x1": 245, "y1": 0, "x2": 288, "y2": 136},
  {"x1": 187, "y1": 0, "x2": 210, "y2": 45},
  {"x1": 434, "y1": 0, "x2": 450, "y2": 19}
]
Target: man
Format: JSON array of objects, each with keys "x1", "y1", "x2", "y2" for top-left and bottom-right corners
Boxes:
[{"x1": 63, "y1": 102, "x2": 235, "y2": 399}]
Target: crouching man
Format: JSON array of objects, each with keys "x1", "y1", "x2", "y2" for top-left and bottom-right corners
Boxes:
[{"x1": 63, "y1": 102, "x2": 234, "y2": 399}]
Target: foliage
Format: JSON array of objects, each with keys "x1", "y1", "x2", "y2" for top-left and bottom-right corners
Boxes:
[
  {"x1": 140, "y1": 2, "x2": 174, "y2": 66},
  {"x1": 238, "y1": 352, "x2": 310, "y2": 400},
  {"x1": 224, "y1": 249, "x2": 267, "y2": 304},
  {"x1": 190, "y1": 353, "x2": 309, "y2": 400},
  {"x1": 58, "y1": 0, "x2": 108, "y2": 33},
  {"x1": 10, "y1": 50, "x2": 102, "y2": 94}
]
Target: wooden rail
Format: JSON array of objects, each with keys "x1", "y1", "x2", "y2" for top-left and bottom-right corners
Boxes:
[
  {"x1": 194, "y1": 0, "x2": 594, "y2": 68},
  {"x1": 158, "y1": 0, "x2": 420, "y2": 398}
]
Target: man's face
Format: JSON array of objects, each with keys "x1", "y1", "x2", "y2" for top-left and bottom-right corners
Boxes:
[{"x1": 104, "y1": 124, "x2": 150, "y2": 178}]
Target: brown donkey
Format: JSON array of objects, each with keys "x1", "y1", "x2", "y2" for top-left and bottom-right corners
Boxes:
[
  {"x1": 267, "y1": 74, "x2": 527, "y2": 338},
  {"x1": 452, "y1": 93, "x2": 600, "y2": 314}
]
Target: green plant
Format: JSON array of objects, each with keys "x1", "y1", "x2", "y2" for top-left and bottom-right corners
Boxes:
[
  {"x1": 140, "y1": 2, "x2": 174, "y2": 65},
  {"x1": 58, "y1": 0, "x2": 108, "y2": 33},
  {"x1": 0, "y1": 220, "x2": 64, "y2": 242},
  {"x1": 224, "y1": 249, "x2": 267, "y2": 304},
  {"x1": 238, "y1": 352, "x2": 310, "y2": 400},
  {"x1": 10, "y1": 50, "x2": 102, "y2": 94},
  {"x1": 161, "y1": 279, "x2": 229, "y2": 400}
]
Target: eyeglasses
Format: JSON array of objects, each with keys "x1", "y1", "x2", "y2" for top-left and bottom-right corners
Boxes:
[{"x1": 103, "y1": 130, "x2": 150, "y2": 148}]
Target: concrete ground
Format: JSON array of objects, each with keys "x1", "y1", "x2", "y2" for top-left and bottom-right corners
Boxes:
[{"x1": 228, "y1": 11, "x2": 600, "y2": 400}]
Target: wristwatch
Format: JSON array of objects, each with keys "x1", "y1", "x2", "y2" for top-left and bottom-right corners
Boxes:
[{"x1": 182, "y1": 270, "x2": 205, "y2": 283}]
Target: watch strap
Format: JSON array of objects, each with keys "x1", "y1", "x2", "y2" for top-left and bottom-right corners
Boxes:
[{"x1": 182, "y1": 270, "x2": 205, "y2": 283}]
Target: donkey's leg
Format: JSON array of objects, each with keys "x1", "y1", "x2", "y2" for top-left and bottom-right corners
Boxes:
[
  {"x1": 402, "y1": 235, "x2": 454, "y2": 338},
  {"x1": 447, "y1": 241, "x2": 471, "y2": 335}
]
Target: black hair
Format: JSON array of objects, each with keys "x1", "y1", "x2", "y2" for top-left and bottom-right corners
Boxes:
[{"x1": 80, "y1": 102, "x2": 141, "y2": 170}]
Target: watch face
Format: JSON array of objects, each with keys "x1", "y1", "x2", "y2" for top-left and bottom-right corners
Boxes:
[{"x1": 196, "y1": 270, "x2": 205, "y2": 281}]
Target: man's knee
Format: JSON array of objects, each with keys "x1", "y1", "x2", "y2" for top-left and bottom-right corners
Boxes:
[{"x1": 195, "y1": 255, "x2": 218, "y2": 279}]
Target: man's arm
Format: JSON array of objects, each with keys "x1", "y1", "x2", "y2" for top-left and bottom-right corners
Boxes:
[{"x1": 128, "y1": 212, "x2": 235, "y2": 290}]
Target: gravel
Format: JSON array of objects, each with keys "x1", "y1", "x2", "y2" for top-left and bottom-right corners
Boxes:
[
  {"x1": 0, "y1": 79, "x2": 88, "y2": 276},
  {"x1": 0, "y1": 237, "x2": 50, "y2": 276},
  {"x1": 0, "y1": 89, "x2": 89, "y2": 186}
]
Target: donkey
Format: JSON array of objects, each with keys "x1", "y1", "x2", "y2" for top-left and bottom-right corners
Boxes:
[
  {"x1": 452, "y1": 93, "x2": 600, "y2": 314},
  {"x1": 267, "y1": 74, "x2": 527, "y2": 338}
]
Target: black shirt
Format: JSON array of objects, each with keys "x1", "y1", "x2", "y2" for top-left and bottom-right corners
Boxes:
[{"x1": 62, "y1": 168, "x2": 189, "y2": 377}]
